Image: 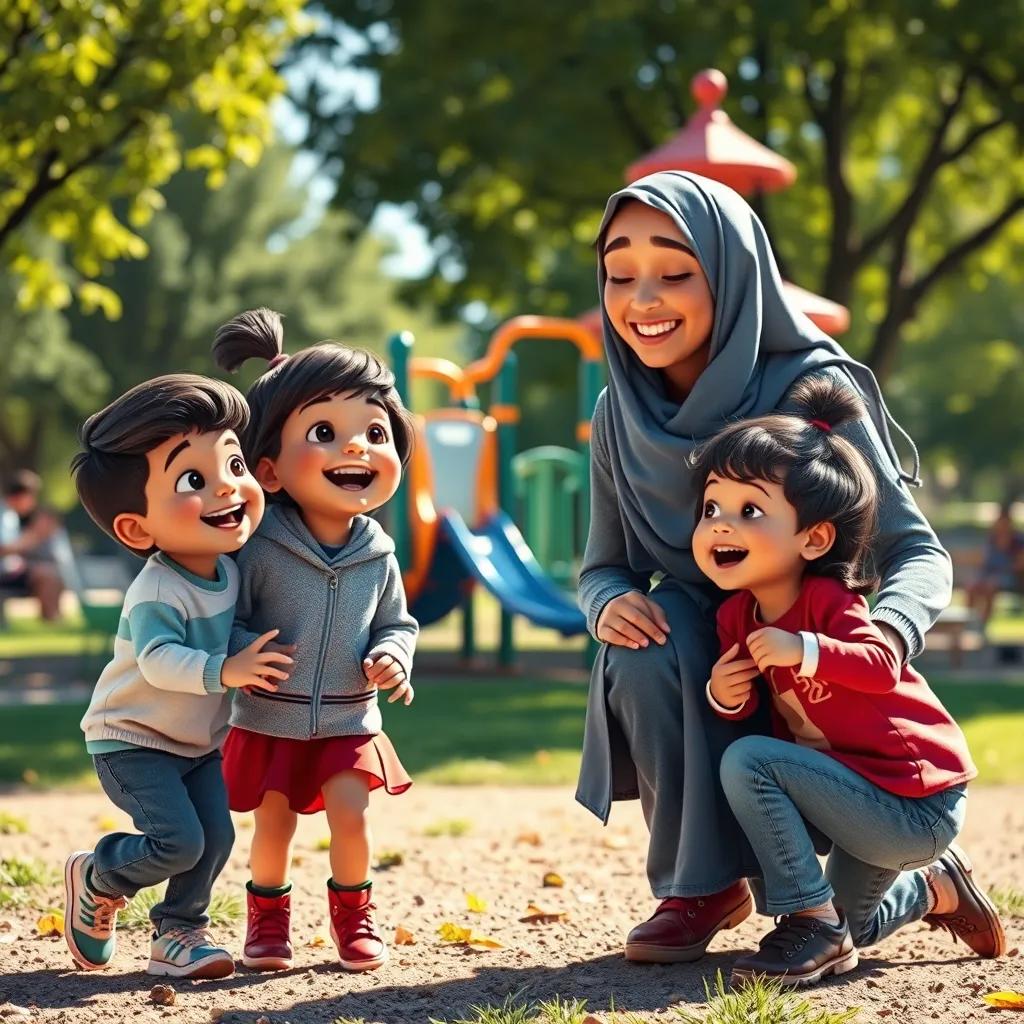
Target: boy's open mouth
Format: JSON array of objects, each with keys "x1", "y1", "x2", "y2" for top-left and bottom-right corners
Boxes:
[
  {"x1": 324, "y1": 466, "x2": 378, "y2": 492},
  {"x1": 201, "y1": 501, "x2": 247, "y2": 529},
  {"x1": 712, "y1": 545, "x2": 748, "y2": 568}
]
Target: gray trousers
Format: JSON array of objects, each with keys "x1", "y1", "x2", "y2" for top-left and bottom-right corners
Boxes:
[{"x1": 576, "y1": 581, "x2": 767, "y2": 898}]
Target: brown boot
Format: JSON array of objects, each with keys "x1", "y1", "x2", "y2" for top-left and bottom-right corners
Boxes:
[
  {"x1": 924, "y1": 844, "x2": 1006, "y2": 958},
  {"x1": 624, "y1": 879, "x2": 753, "y2": 963}
]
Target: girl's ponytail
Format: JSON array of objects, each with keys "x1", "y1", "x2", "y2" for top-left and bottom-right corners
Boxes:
[
  {"x1": 213, "y1": 308, "x2": 285, "y2": 373},
  {"x1": 786, "y1": 373, "x2": 865, "y2": 435}
]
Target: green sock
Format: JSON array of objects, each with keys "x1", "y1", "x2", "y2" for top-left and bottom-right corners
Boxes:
[
  {"x1": 327, "y1": 878, "x2": 371, "y2": 892},
  {"x1": 247, "y1": 880, "x2": 292, "y2": 899}
]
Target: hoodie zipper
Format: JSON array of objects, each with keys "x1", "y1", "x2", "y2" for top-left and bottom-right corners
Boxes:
[{"x1": 310, "y1": 571, "x2": 340, "y2": 737}]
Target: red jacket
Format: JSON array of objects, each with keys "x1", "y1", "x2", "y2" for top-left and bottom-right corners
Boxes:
[{"x1": 714, "y1": 576, "x2": 976, "y2": 798}]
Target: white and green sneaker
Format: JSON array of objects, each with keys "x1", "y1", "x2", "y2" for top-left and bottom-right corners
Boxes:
[
  {"x1": 148, "y1": 926, "x2": 235, "y2": 979},
  {"x1": 63, "y1": 851, "x2": 128, "y2": 970}
]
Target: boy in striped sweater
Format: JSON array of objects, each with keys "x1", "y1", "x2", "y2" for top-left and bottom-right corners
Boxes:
[{"x1": 63, "y1": 374, "x2": 292, "y2": 979}]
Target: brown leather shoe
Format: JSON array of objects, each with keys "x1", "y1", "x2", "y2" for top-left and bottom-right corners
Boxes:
[
  {"x1": 924, "y1": 844, "x2": 1006, "y2": 958},
  {"x1": 624, "y1": 880, "x2": 753, "y2": 963}
]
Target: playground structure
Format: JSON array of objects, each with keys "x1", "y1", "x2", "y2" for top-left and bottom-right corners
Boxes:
[{"x1": 389, "y1": 316, "x2": 603, "y2": 666}]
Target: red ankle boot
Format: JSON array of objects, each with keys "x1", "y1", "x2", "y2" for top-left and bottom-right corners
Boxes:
[
  {"x1": 328, "y1": 882, "x2": 387, "y2": 972},
  {"x1": 242, "y1": 887, "x2": 292, "y2": 970}
]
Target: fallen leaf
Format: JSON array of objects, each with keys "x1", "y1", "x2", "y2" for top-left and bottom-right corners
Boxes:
[
  {"x1": 21, "y1": 769, "x2": 38, "y2": 785},
  {"x1": 602, "y1": 833, "x2": 629, "y2": 850},
  {"x1": 315, "y1": 836, "x2": 331, "y2": 851},
  {"x1": 307, "y1": 934, "x2": 327, "y2": 948},
  {"x1": 437, "y1": 922, "x2": 472, "y2": 943},
  {"x1": 394, "y1": 925, "x2": 416, "y2": 946},
  {"x1": 520, "y1": 903, "x2": 568, "y2": 924},
  {"x1": 96, "y1": 816, "x2": 117, "y2": 831},
  {"x1": 534, "y1": 749, "x2": 551, "y2": 764},
  {"x1": 376, "y1": 850, "x2": 404, "y2": 869},
  {"x1": 437, "y1": 921, "x2": 502, "y2": 950},
  {"x1": 465, "y1": 892, "x2": 488, "y2": 913},
  {"x1": 36, "y1": 911, "x2": 64, "y2": 937},
  {"x1": 983, "y1": 991, "x2": 1024, "y2": 1010},
  {"x1": 542, "y1": 871, "x2": 564, "y2": 888},
  {"x1": 515, "y1": 831, "x2": 542, "y2": 846},
  {"x1": 149, "y1": 984, "x2": 176, "y2": 1006}
]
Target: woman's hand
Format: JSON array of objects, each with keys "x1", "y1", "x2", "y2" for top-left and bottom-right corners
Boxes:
[{"x1": 595, "y1": 591, "x2": 670, "y2": 649}]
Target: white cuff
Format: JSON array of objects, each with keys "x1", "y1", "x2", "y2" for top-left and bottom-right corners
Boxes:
[
  {"x1": 798, "y1": 631, "x2": 820, "y2": 678},
  {"x1": 706, "y1": 678, "x2": 747, "y2": 716}
]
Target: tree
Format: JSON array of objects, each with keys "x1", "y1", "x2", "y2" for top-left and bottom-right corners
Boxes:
[
  {"x1": 296, "y1": 0, "x2": 1024, "y2": 383},
  {"x1": 0, "y1": 0, "x2": 305, "y2": 315}
]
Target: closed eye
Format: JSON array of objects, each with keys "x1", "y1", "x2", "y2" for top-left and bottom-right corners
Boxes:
[
  {"x1": 608, "y1": 276, "x2": 634, "y2": 285},
  {"x1": 664, "y1": 273, "x2": 693, "y2": 282}
]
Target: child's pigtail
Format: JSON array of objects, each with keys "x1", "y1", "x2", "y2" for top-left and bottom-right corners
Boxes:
[
  {"x1": 786, "y1": 373, "x2": 865, "y2": 435},
  {"x1": 213, "y1": 308, "x2": 285, "y2": 374}
]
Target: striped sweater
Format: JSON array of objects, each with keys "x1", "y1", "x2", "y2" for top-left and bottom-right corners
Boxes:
[{"x1": 81, "y1": 553, "x2": 236, "y2": 757}]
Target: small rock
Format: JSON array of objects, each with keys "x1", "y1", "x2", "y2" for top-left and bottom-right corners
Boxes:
[
  {"x1": 255, "y1": 1017, "x2": 272, "y2": 1024},
  {"x1": 149, "y1": 984, "x2": 175, "y2": 1007},
  {"x1": 210, "y1": 1010, "x2": 225, "y2": 1022}
]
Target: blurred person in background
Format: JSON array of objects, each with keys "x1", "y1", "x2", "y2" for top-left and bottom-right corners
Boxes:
[
  {"x1": 966, "y1": 504, "x2": 1024, "y2": 628},
  {"x1": 0, "y1": 469, "x2": 65, "y2": 620}
]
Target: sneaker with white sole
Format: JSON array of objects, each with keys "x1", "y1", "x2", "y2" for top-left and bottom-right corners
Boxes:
[
  {"x1": 63, "y1": 851, "x2": 128, "y2": 971},
  {"x1": 148, "y1": 926, "x2": 235, "y2": 979}
]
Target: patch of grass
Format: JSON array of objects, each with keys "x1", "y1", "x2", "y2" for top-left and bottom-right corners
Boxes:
[
  {"x1": 3, "y1": 678, "x2": 1023, "y2": 791},
  {"x1": 990, "y1": 885, "x2": 1024, "y2": 918},
  {"x1": 674, "y1": 973, "x2": 859, "y2": 1024},
  {"x1": 120, "y1": 886, "x2": 242, "y2": 930},
  {"x1": 0, "y1": 811, "x2": 28, "y2": 834},
  {"x1": 424, "y1": 817, "x2": 473, "y2": 837},
  {"x1": 431, "y1": 995, "x2": 535, "y2": 1024},
  {"x1": 315, "y1": 836, "x2": 331, "y2": 851},
  {"x1": 0, "y1": 856, "x2": 58, "y2": 909}
]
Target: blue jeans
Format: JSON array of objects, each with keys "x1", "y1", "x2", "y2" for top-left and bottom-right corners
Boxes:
[
  {"x1": 720, "y1": 735, "x2": 966, "y2": 946},
  {"x1": 92, "y1": 748, "x2": 234, "y2": 934}
]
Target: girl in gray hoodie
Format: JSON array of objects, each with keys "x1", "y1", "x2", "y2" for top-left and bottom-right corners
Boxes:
[{"x1": 213, "y1": 309, "x2": 418, "y2": 973}]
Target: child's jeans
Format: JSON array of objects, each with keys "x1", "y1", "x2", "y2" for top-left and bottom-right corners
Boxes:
[
  {"x1": 91, "y1": 748, "x2": 234, "y2": 934},
  {"x1": 720, "y1": 735, "x2": 966, "y2": 947}
]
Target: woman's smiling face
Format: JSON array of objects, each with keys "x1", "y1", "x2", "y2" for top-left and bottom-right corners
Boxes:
[{"x1": 602, "y1": 201, "x2": 715, "y2": 399}]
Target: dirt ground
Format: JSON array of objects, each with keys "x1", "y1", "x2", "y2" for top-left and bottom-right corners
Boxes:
[{"x1": 1, "y1": 785, "x2": 1022, "y2": 1024}]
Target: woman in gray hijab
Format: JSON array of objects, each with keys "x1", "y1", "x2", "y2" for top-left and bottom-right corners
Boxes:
[{"x1": 576, "y1": 171, "x2": 951, "y2": 963}]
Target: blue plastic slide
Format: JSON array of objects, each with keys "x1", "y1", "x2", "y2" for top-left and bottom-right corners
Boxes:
[{"x1": 438, "y1": 509, "x2": 586, "y2": 636}]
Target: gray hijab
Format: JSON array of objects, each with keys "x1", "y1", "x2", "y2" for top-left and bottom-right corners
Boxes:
[{"x1": 597, "y1": 171, "x2": 918, "y2": 580}]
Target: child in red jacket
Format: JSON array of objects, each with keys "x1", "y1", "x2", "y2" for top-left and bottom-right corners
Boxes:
[{"x1": 692, "y1": 373, "x2": 1004, "y2": 988}]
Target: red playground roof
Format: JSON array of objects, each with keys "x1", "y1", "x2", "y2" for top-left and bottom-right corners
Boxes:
[{"x1": 625, "y1": 69, "x2": 796, "y2": 195}]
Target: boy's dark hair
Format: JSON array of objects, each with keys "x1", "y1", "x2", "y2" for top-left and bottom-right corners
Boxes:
[
  {"x1": 71, "y1": 374, "x2": 250, "y2": 557},
  {"x1": 212, "y1": 309, "x2": 415, "y2": 503},
  {"x1": 692, "y1": 374, "x2": 880, "y2": 594}
]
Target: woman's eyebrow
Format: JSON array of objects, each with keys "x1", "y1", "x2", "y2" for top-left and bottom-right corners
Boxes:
[
  {"x1": 603, "y1": 236, "x2": 630, "y2": 255},
  {"x1": 652, "y1": 237, "x2": 696, "y2": 257}
]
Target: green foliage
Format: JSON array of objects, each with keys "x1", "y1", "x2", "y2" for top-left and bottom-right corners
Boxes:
[
  {"x1": 0, "y1": 856, "x2": 57, "y2": 906},
  {"x1": 989, "y1": 886, "x2": 1024, "y2": 918},
  {"x1": 300, "y1": 1, "x2": 1024, "y2": 393},
  {"x1": 0, "y1": 811, "x2": 29, "y2": 835},
  {"x1": 0, "y1": 0, "x2": 307, "y2": 313},
  {"x1": 423, "y1": 818, "x2": 473, "y2": 837},
  {"x1": 121, "y1": 885, "x2": 242, "y2": 930},
  {"x1": 0, "y1": 143, "x2": 460, "y2": 490},
  {"x1": 431, "y1": 995, "x2": 535, "y2": 1024},
  {"x1": 674, "y1": 971, "x2": 859, "y2": 1024}
]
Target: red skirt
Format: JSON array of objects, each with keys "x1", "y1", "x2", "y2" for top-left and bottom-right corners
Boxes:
[{"x1": 222, "y1": 727, "x2": 412, "y2": 814}]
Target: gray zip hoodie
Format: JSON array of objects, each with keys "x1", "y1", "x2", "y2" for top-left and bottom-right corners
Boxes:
[{"x1": 229, "y1": 504, "x2": 418, "y2": 739}]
